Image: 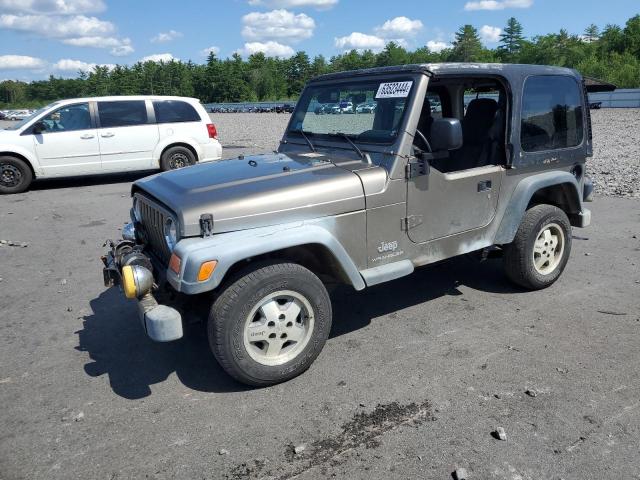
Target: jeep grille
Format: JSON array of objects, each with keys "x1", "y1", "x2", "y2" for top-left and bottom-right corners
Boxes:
[{"x1": 136, "y1": 195, "x2": 173, "y2": 264}]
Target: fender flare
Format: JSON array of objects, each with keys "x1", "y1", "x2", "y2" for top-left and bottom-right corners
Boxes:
[
  {"x1": 152, "y1": 137, "x2": 203, "y2": 168},
  {"x1": 166, "y1": 222, "x2": 366, "y2": 294},
  {"x1": 494, "y1": 171, "x2": 583, "y2": 244},
  {"x1": 0, "y1": 144, "x2": 42, "y2": 176}
]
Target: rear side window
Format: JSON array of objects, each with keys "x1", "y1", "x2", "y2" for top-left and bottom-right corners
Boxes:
[
  {"x1": 520, "y1": 76, "x2": 584, "y2": 152},
  {"x1": 98, "y1": 100, "x2": 148, "y2": 128},
  {"x1": 153, "y1": 100, "x2": 201, "y2": 123}
]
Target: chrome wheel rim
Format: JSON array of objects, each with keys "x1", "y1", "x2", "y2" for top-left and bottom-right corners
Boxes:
[
  {"x1": 243, "y1": 290, "x2": 315, "y2": 366},
  {"x1": 0, "y1": 163, "x2": 21, "y2": 187},
  {"x1": 169, "y1": 152, "x2": 189, "y2": 169},
  {"x1": 532, "y1": 222, "x2": 565, "y2": 275}
]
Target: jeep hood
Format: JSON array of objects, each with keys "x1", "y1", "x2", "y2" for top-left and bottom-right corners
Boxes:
[{"x1": 134, "y1": 152, "x2": 367, "y2": 236}]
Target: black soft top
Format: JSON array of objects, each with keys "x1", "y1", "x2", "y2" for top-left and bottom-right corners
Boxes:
[{"x1": 311, "y1": 62, "x2": 581, "y2": 83}]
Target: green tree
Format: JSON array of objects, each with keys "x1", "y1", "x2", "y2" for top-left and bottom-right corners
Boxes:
[
  {"x1": 623, "y1": 14, "x2": 640, "y2": 57},
  {"x1": 499, "y1": 17, "x2": 525, "y2": 61},
  {"x1": 583, "y1": 24, "x2": 600, "y2": 43},
  {"x1": 449, "y1": 25, "x2": 483, "y2": 62}
]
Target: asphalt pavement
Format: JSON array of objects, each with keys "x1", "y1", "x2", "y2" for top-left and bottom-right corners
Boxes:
[{"x1": 1, "y1": 114, "x2": 640, "y2": 480}]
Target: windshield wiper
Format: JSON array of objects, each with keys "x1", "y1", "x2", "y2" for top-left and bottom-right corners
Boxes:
[
  {"x1": 291, "y1": 129, "x2": 316, "y2": 153},
  {"x1": 328, "y1": 132, "x2": 365, "y2": 160}
]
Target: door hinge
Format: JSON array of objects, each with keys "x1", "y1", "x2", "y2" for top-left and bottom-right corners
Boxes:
[
  {"x1": 406, "y1": 161, "x2": 426, "y2": 179},
  {"x1": 402, "y1": 215, "x2": 423, "y2": 231}
]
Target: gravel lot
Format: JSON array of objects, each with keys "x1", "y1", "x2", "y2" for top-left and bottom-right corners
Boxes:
[{"x1": 1, "y1": 110, "x2": 639, "y2": 480}]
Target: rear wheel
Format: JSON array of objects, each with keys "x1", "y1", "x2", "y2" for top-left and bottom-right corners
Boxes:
[
  {"x1": 0, "y1": 156, "x2": 33, "y2": 194},
  {"x1": 504, "y1": 204, "x2": 572, "y2": 290},
  {"x1": 160, "y1": 146, "x2": 196, "y2": 171},
  {"x1": 208, "y1": 262, "x2": 332, "y2": 386}
]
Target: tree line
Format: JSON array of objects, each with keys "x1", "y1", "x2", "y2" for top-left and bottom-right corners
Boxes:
[{"x1": 1, "y1": 14, "x2": 639, "y2": 108}]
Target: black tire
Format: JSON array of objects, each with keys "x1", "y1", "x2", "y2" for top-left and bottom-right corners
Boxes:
[
  {"x1": 208, "y1": 262, "x2": 332, "y2": 387},
  {"x1": 0, "y1": 156, "x2": 33, "y2": 194},
  {"x1": 504, "y1": 204, "x2": 572, "y2": 290},
  {"x1": 160, "y1": 146, "x2": 196, "y2": 171}
]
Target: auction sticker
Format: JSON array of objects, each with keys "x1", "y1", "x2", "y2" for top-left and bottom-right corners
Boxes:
[{"x1": 375, "y1": 81, "x2": 413, "y2": 99}]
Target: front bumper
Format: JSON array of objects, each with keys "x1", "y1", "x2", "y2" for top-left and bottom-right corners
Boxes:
[{"x1": 102, "y1": 244, "x2": 183, "y2": 343}]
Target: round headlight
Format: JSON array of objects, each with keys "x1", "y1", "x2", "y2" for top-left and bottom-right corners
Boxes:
[
  {"x1": 132, "y1": 197, "x2": 142, "y2": 222},
  {"x1": 164, "y1": 217, "x2": 178, "y2": 252}
]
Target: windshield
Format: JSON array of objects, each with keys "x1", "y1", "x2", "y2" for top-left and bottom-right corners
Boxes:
[
  {"x1": 289, "y1": 78, "x2": 414, "y2": 145},
  {"x1": 4, "y1": 102, "x2": 60, "y2": 130}
]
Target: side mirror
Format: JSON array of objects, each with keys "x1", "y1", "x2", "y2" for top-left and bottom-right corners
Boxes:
[
  {"x1": 430, "y1": 118, "x2": 463, "y2": 151},
  {"x1": 32, "y1": 121, "x2": 47, "y2": 134}
]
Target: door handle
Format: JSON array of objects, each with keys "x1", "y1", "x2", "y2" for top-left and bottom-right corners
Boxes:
[
  {"x1": 101, "y1": 132, "x2": 115, "y2": 138},
  {"x1": 80, "y1": 134, "x2": 94, "y2": 139},
  {"x1": 477, "y1": 180, "x2": 492, "y2": 192}
]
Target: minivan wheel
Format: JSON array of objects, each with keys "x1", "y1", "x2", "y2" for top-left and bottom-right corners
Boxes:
[
  {"x1": 503, "y1": 204, "x2": 572, "y2": 290},
  {"x1": 208, "y1": 262, "x2": 332, "y2": 387},
  {"x1": 160, "y1": 146, "x2": 196, "y2": 171},
  {"x1": 0, "y1": 156, "x2": 33, "y2": 194}
]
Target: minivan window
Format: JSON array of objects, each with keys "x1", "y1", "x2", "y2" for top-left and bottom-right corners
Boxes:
[
  {"x1": 521, "y1": 76, "x2": 584, "y2": 152},
  {"x1": 98, "y1": 100, "x2": 148, "y2": 128},
  {"x1": 39, "y1": 103, "x2": 92, "y2": 132},
  {"x1": 153, "y1": 100, "x2": 201, "y2": 123}
]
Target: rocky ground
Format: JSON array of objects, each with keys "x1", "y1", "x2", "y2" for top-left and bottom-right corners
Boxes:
[
  {"x1": 1, "y1": 110, "x2": 639, "y2": 480},
  {"x1": 589, "y1": 109, "x2": 640, "y2": 198}
]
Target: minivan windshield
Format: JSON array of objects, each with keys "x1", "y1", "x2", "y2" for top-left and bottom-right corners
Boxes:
[
  {"x1": 4, "y1": 102, "x2": 60, "y2": 130},
  {"x1": 289, "y1": 78, "x2": 414, "y2": 145}
]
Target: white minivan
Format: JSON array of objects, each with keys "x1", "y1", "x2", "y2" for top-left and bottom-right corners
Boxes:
[{"x1": 0, "y1": 96, "x2": 222, "y2": 193}]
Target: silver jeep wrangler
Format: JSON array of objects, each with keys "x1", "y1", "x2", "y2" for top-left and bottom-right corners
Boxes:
[{"x1": 102, "y1": 63, "x2": 605, "y2": 386}]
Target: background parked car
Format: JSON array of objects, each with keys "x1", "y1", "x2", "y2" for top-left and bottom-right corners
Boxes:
[
  {"x1": 355, "y1": 102, "x2": 376, "y2": 113},
  {"x1": 0, "y1": 95, "x2": 221, "y2": 194},
  {"x1": 7, "y1": 109, "x2": 31, "y2": 121}
]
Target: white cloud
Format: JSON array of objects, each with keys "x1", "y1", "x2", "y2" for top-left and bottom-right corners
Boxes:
[
  {"x1": 0, "y1": 54, "x2": 45, "y2": 69},
  {"x1": 110, "y1": 44, "x2": 134, "y2": 56},
  {"x1": 480, "y1": 25, "x2": 502, "y2": 43},
  {"x1": 200, "y1": 46, "x2": 221, "y2": 56},
  {"x1": 139, "y1": 53, "x2": 178, "y2": 63},
  {"x1": 53, "y1": 58, "x2": 115, "y2": 72},
  {"x1": 335, "y1": 32, "x2": 386, "y2": 52},
  {"x1": 62, "y1": 36, "x2": 134, "y2": 56},
  {"x1": 151, "y1": 30, "x2": 182, "y2": 43},
  {"x1": 375, "y1": 16, "x2": 423, "y2": 38},
  {"x1": 0, "y1": 14, "x2": 114, "y2": 38},
  {"x1": 426, "y1": 40, "x2": 451, "y2": 53},
  {"x1": 236, "y1": 41, "x2": 295, "y2": 58},
  {"x1": 242, "y1": 9, "x2": 315, "y2": 43},
  {"x1": 0, "y1": 0, "x2": 131, "y2": 62},
  {"x1": 0, "y1": 0, "x2": 106, "y2": 15},
  {"x1": 464, "y1": 0, "x2": 532, "y2": 10},
  {"x1": 247, "y1": 0, "x2": 337, "y2": 9}
]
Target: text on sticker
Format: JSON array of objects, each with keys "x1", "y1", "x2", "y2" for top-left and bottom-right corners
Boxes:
[{"x1": 376, "y1": 81, "x2": 413, "y2": 99}]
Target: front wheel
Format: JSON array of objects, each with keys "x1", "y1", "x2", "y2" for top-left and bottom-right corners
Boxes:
[
  {"x1": 208, "y1": 262, "x2": 332, "y2": 386},
  {"x1": 0, "y1": 156, "x2": 33, "y2": 194},
  {"x1": 503, "y1": 204, "x2": 572, "y2": 290},
  {"x1": 160, "y1": 146, "x2": 196, "y2": 171}
]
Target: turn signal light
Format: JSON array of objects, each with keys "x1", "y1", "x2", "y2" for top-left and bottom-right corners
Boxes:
[
  {"x1": 169, "y1": 253, "x2": 181, "y2": 274},
  {"x1": 197, "y1": 260, "x2": 218, "y2": 282}
]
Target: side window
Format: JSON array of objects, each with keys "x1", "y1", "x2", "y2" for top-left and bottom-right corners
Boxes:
[
  {"x1": 153, "y1": 100, "x2": 201, "y2": 123},
  {"x1": 98, "y1": 101, "x2": 148, "y2": 128},
  {"x1": 39, "y1": 103, "x2": 91, "y2": 132},
  {"x1": 521, "y1": 76, "x2": 584, "y2": 152}
]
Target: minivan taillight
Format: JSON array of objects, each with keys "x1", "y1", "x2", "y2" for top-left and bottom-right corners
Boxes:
[{"x1": 207, "y1": 123, "x2": 218, "y2": 139}]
